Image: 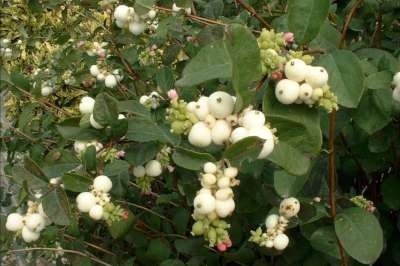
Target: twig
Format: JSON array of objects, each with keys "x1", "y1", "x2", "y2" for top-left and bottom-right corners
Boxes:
[
  {"x1": 303, "y1": 48, "x2": 326, "y2": 55},
  {"x1": 339, "y1": 0, "x2": 364, "y2": 48},
  {"x1": 370, "y1": 11, "x2": 382, "y2": 47},
  {"x1": 115, "y1": 200, "x2": 174, "y2": 224},
  {"x1": 255, "y1": 74, "x2": 269, "y2": 91},
  {"x1": 128, "y1": 181, "x2": 179, "y2": 207},
  {"x1": 235, "y1": 0, "x2": 272, "y2": 29},
  {"x1": 63, "y1": 234, "x2": 116, "y2": 256},
  {"x1": 3, "y1": 247, "x2": 111, "y2": 266}
]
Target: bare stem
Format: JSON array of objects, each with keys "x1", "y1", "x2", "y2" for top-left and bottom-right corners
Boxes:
[{"x1": 235, "y1": 0, "x2": 272, "y2": 29}]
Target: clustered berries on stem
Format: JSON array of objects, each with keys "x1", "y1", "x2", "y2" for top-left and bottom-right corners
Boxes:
[
  {"x1": 6, "y1": 201, "x2": 51, "y2": 243},
  {"x1": 249, "y1": 197, "x2": 301, "y2": 251},
  {"x1": 139, "y1": 91, "x2": 163, "y2": 109},
  {"x1": 133, "y1": 153, "x2": 167, "y2": 193},
  {"x1": 114, "y1": 4, "x2": 158, "y2": 35},
  {"x1": 76, "y1": 175, "x2": 124, "y2": 223},
  {"x1": 191, "y1": 161, "x2": 239, "y2": 251},
  {"x1": 89, "y1": 64, "x2": 123, "y2": 88}
]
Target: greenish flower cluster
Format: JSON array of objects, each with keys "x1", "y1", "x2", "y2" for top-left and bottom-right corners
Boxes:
[
  {"x1": 287, "y1": 50, "x2": 314, "y2": 65},
  {"x1": 350, "y1": 195, "x2": 376, "y2": 213},
  {"x1": 166, "y1": 100, "x2": 198, "y2": 135},
  {"x1": 103, "y1": 203, "x2": 124, "y2": 225},
  {"x1": 136, "y1": 175, "x2": 155, "y2": 194},
  {"x1": 191, "y1": 218, "x2": 230, "y2": 247},
  {"x1": 258, "y1": 29, "x2": 286, "y2": 74},
  {"x1": 317, "y1": 85, "x2": 339, "y2": 113}
]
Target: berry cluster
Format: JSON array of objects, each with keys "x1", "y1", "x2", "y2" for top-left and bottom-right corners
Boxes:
[
  {"x1": 139, "y1": 91, "x2": 162, "y2": 109},
  {"x1": 114, "y1": 5, "x2": 157, "y2": 35},
  {"x1": 249, "y1": 197, "x2": 300, "y2": 250},
  {"x1": 40, "y1": 81, "x2": 56, "y2": 97},
  {"x1": 275, "y1": 59, "x2": 338, "y2": 112},
  {"x1": 166, "y1": 99, "x2": 198, "y2": 134},
  {"x1": 90, "y1": 64, "x2": 123, "y2": 88},
  {"x1": 392, "y1": 72, "x2": 400, "y2": 102},
  {"x1": 171, "y1": 3, "x2": 191, "y2": 15},
  {"x1": 0, "y1": 38, "x2": 12, "y2": 58},
  {"x1": 6, "y1": 201, "x2": 51, "y2": 243},
  {"x1": 133, "y1": 159, "x2": 163, "y2": 193},
  {"x1": 191, "y1": 162, "x2": 239, "y2": 250},
  {"x1": 76, "y1": 175, "x2": 123, "y2": 223},
  {"x1": 350, "y1": 195, "x2": 376, "y2": 213},
  {"x1": 86, "y1": 41, "x2": 108, "y2": 58},
  {"x1": 74, "y1": 140, "x2": 103, "y2": 155}
]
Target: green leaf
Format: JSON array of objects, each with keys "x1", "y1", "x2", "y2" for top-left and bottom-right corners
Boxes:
[
  {"x1": 134, "y1": 0, "x2": 155, "y2": 15},
  {"x1": 10, "y1": 72, "x2": 30, "y2": 91},
  {"x1": 310, "y1": 226, "x2": 340, "y2": 259},
  {"x1": 125, "y1": 142, "x2": 160, "y2": 166},
  {"x1": 353, "y1": 89, "x2": 392, "y2": 134},
  {"x1": 224, "y1": 137, "x2": 264, "y2": 167},
  {"x1": 172, "y1": 148, "x2": 216, "y2": 171},
  {"x1": 18, "y1": 104, "x2": 36, "y2": 132},
  {"x1": 224, "y1": 24, "x2": 262, "y2": 109},
  {"x1": 42, "y1": 189, "x2": 71, "y2": 226},
  {"x1": 160, "y1": 259, "x2": 185, "y2": 266},
  {"x1": 273, "y1": 170, "x2": 307, "y2": 197},
  {"x1": 175, "y1": 40, "x2": 231, "y2": 87},
  {"x1": 156, "y1": 67, "x2": 174, "y2": 92},
  {"x1": 93, "y1": 93, "x2": 119, "y2": 126},
  {"x1": 365, "y1": 71, "x2": 393, "y2": 90},
  {"x1": 309, "y1": 22, "x2": 340, "y2": 52},
  {"x1": 82, "y1": 145, "x2": 97, "y2": 172},
  {"x1": 335, "y1": 207, "x2": 383, "y2": 264},
  {"x1": 263, "y1": 91, "x2": 322, "y2": 154},
  {"x1": 10, "y1": 166, "x2": 48, "y2": 190},
  {"x1": 316, "y1": 50, "x2": 365, "y2": 108},
  {"x1": 356, "y1": 48, "x2": 399, "y2": 72},
  {"x1": 172, "y1": 208, "x2": 190, "y2": 235},
  {"x1": 121, "y1": 47, "x2": 138, "y2": 65},
  {"x1": 109, "y1": 209, "x2": 135, "y2": 238},
  {"x1": 57, "y1": 118, "x2": 102, "y2": 141},
  {"x1": 267, "y1": 141, "x2": 311, "y2": 176},
  {"x1": 104, "y1": 160, "x2": 130, "y2": 197},
  {"x1": 62, "y1": 173, "x2": 92, "y2": 192},
  {"x1": 118, "y1": 100, "x2": 151, "y2": 118},
  {"x1": 145, "y1": 239, "x2": 172, "y2": 262},
  {"x1": 381, "y1": 176, "x2": 400, "y2": 210},
  {"x1": 24, "y1": 157, "x2": 47, "y2": 181},
  {"x1": 287, "y1": 0, "x2": 330, "y2": 44}
]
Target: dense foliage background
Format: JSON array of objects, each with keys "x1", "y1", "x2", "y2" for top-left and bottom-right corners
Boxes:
[{"x1": 1, "y1": 0, "x2": 399, "y2": 265}]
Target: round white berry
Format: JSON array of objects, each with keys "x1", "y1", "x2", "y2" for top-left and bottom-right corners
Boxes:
[
  {"x1": 211, "y1": 119, "x2": 231, "y2": 145},
  {"x1": 188, "y1": 122, "x2": 212, "y2": 147},
  {"x1": 172, "y1": 3, "x2": 181, "y2": 12},
  {"x1": 393, "y1": 72, "x2": 400, "y2": 87},
  {"x1": 284, "y1": 59, "x2": 307, "y2": 82},
  {"x1": 217, "y1": 176, "x2": 230, "y2": 189},
  {"x1": 90, "y1": 114, "x2": 104, "y2": 129},
  {"x1": 21, "y1": 226, "x2": 40, "y2": 243},
  {"x1": 203, "y1": 162, "x2": 217, "y2": 174},
  {"x1": 104, "y1": 74, "x2": 117, "y2": 88},
  {"x1": 145, "y1": 160, "x2": 162, "y2": 177},
  {"x1": 114, "y1": 5, "x2": 130, "y2": 22},
  {"x1": 275, "y1": 79, "x2": 300, "y2": 104},
  {"x1": 247, "y1": 127, "x2": 275, "y2": 158},
  {"x1": 305, "y1": 66, "x2": 329, "y2": 88},
  {"x1": 97, "y1": 73, "x2": 105, "y2": 81},
  {"x1": 89, "y1": 205, "x2": 104, "y2": 220},
  {"x1": 193, "y1": 193, "x2": 216, "y2": 215},
  {"x1": 148, "y1": 9, "x2": 157, "y2": 19},
  {"x1": 202, "y1": 173, "x2": 217, "y2": 186},
  {"x1": 279, "y1": 197, "x2": 301, "y2": 218},
  {"x1": 184, "y1": 7, "x2": 191, "y2": 15},
  {"x1": 393, "y1": 86, "x2": 400, "y2": 102},
  {"x1": 76, "y1": 192, "x2": 97, "y2": 213},
  {"x1": 194, "y1": 97, "x2": 210, "y2": 120},
  {"x1": 198, "y1": 188, "x2": 212, "y2": 195},
  {"x1": 215, "y1": 198, "x2": 235, "y2": 218},
  {"x1": 79, "y1": 96, "x2": 95, "y2": 114},
  {"x1": 41, "y1": 86, "x2": 53, "y2": 96},
  {"x1": 266, "y1": 240, "x2": 274, "y2": 248},
  {"x1": 129, "y1": 21, "x2": 145, "y2": 35},
  {"x1": 204, "y1": 114, "x2": 216, "y2": 128},
  {"x1": 186, "y1": 101, "x2": 197, "y2": 113},
  {"x1": 230, "y1": 127, "x2": 248, "y2": 143},
  {"x1": 215, "y1": 188, "x2": 233, "y2": 201},
  {"x1": 133, "y1": 165, "x2": 146, "y2": 177},
  {"x1": 242, "y1": 110, "x2": 266, "y2": 130},
  {"x1": 224, "y1": 167, "x2": 238, "y2": 179},
  {"x1": 139, "y1": 95, "x2": 149, "y2": 105},
  {"x1": 299, "y1": 83, "x2": 313, "y2": 101},
  {"x1": 5, "y1": 213, "x2": 24, "y2": 232},
  {"x1": 90, "y1": 65, "x2": 100, "y2": 77},
  {"x1": 93, "y1": 175, "x2": 113, "y2": 192},
  {"x1": 274, "y1": 233, "x2": 289, "y2": 250},
  {"x1": 208, "y1": 91, "x2": 235, "y2": 119},
  {"x1": 115, "y1": 19, "x2": 126, "y2": 28},
  {"x1": 25, "y1": 213, "x2": 45, "y2": 232},
  {"x1": 265, "y1": 214, "x2": 279, "y2": 229},
  {"x1": 73, "y1": 141, "x2": 87, "y2": 154}
]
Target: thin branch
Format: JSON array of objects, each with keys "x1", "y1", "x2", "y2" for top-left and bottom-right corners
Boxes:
[
  {"x1": 302, "y1": 48, "x2": 326, "y2": 55},
  {"x1": 255, "y1": 74, "x2": 269, "y2": 91},
  {"x1": 370, "y1": 11, "x2": 382, "y2": 47},
  {"x1": 115, "y1": 200, "x2": 174, "y2": 224},
  {"x1": 63, "y1": 234, "x2": 116, "y2": 256},
  {"x1": 339, "y1": 0, "x2": 364, "y2": 48},
  {"x1": 4, "y1": 247, "x2": 111, "y2": 266},
  {"x1": 128, "y1": 181, "x2": 179, "y2": 207},
  {"x1": 235, "y1": 0, "x2": 272, "y2": 29}
]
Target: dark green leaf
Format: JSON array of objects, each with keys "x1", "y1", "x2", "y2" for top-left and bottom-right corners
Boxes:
[
  {"x1": 172, "y1": 148, "x2": 216, "y2": 171},
  {"x1": 310, "y1": 226, "x2": 340, "y2": 259},
  {"x1": 224, "y1": 137, "x2": 264, "y2": 166},
  {"x1": 93, "y1": 93, "x2": 119, "y2": 126},
  {"x1": 62, "y1": 173, "x2": 92, "y2": 192},
  {"x1": 381, "y1": 176, "x2": 400, "y2": 210},
  {"x1": 273, "y1": 170, "x2": 308, "y2": 197},
  {"x1": 42, "y1": 189, "x2": 71, "y2": 226}
]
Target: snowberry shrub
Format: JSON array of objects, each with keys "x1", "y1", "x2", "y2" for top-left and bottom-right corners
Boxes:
[{"x1": 1, "y1": 0, "x2": 399, "y2": 265}]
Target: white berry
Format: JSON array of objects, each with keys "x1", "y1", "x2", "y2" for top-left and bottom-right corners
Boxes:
[
  {"x1": 93, "y1": 175, "x2": 113, "y2": 192},
  {"x1": 114, "y1": 5, "x2": 130, "y2": 22},
  {"x1": 129, "y1": 21, "x2": 145, "y2": 35},
  {"x1": 76, "y1": 192, "x2": 97, "y2": 213},
  {"x1": 202, "y1": 173, "x2": 217, "y2": 186},
  {"x1": 22, "y1": 226, "x2": 40, "y2": 243},
  {"x1": 230, "y1": 127, "x2": 248, "y2": 143},
  {"x1": 275, "y1": 79, "x2": 300, "y2": 104},
  {"x1": 5, "y1": 213, "x2": 24, "y2": 231},
  {"x1": 273, "y1": 233, "x2": 289, "y2": 250},
  {"x1": 305, "y1": 66, "x2": 329, "y2": 88},
  {"x1": 79, "y1": 96, "x2": 95, "y2": 114},
  {"x1": 188, "y1": 122, "x2": 212, "y2": 147},
  {"x1": 25, "y1": 213, "x2": 45, "y2": 232},
  {"x1": 265, "y1": 214, "x2": 279, "y2": 229},
  {"x1": 279, "y1": 197, "x2": 301, "y2": 218},
  {"x1": 284, "y1": 59, "x2": 307, "y2": 82},
  {"x1": 193, "y1": 193, "x2": 216, "y2": 215},
  {"x1": 217, "y1": 176, "x2": 230, "y2": 188},
  {"x1": 148, "y1": 9, "x2": 157, "y2": 19},
  {"x1": 224, "y1": 167, "x2": 238, "y2": 179},
  {"x1": 204, "y1": 114, "x2": 216, "y2": 128},
  {"x1": 242, "y1": 110, "x2": 266, "y2": 130},
  {"x1": 90, "y1": 114, "x2": 104, "y2": 129},
  {"x1": 215, "y1": 198, "x2": 235, "y2": 218},
  {"x1": 194, "y1": 97, "x2": 210, "y2": 120},
  {"x1": 299, "y1": 83, "x2": 313, "y2": 101},
  {"x1": 90, "y1": 65, "x2": 100, "y2": 77},
  {"x1": 41, "y1": 86, "x2": 53, "y2": 96},
  {"x1": 104, "y1": 74, "x2": 117, "y2": 88},
  {"x1": 208, "y1": 91, "x2": 235, "y2": 119},
  {"x1": 215, "y1": 188, "x2": 233, "y2": 201},
  {"x1": 186, "y1": 101, "x2": 197, "y2": 113},
  {"x1": 97, "y1": 73, "x2": 105, "y2": 81},
  {"x1": 393, "y1": 86, "x2": 400, "y2": 102},
  {"x1": 211, "y1": 119, "x2": 231, "y2": 145},
  {"x1": 89, "y1": 205, "x2": 104, "y2": 220},
  {"x1": 172, "y1": 3, "x2": 181, "y2": 12},
  {"x1": 133, "y1": 165, "x2": 146, "y2": 177},
  {"x1": 247, "y1": 127, "x2": 275, "y2": 158},
  {"x1": 392, "y1": 72, "x2": 400, "y2": 87},
  {"x1": 203, "y1": 162, "x2": 217, "y2": 174},
  {"x1": 145, "y1": 160, "x2": 162, "y2": 177}
]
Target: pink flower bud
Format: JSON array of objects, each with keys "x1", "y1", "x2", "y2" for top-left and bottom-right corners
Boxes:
[
  {"x1": 225, "y1": 239, "x2": 232, "y2": 248},
  {"x1": 116, "y1": 150, "x2": 126, "y2": 158},
  {"x1": 167, "y1": 89, "x2": 179, "y2": 101},
  {"x1": 216, "y1": 243, "x2": 227, "y2": 252},
  {"x1": 271, "y1": 71, "x2": 283, "y2": 81},
  {"x1": 283, "y1": 32, "x2": 295, "y2": 44}
]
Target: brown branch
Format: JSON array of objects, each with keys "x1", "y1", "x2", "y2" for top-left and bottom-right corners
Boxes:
[
  {"x1": 339, "y1": 0, "x2": 364, "y2": 48},
  {"x1": 302, "y1": 48, "x2": 326, "y2": 55},
  {"x1": 115, "y1": 200, "x2": 174, "y2": 224},
  {"x1": 235, "y1": 0, "x2": 272, "y2": 29},
  {"x1": 63, "y1": 234, "x2": 116, "y2": 256},
  {"x1": 370, "y1": 11, "x2": 382, "y2": 47},
  {"x1": 255, "y1": 74, "x2": 269, "y2": 91}
]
